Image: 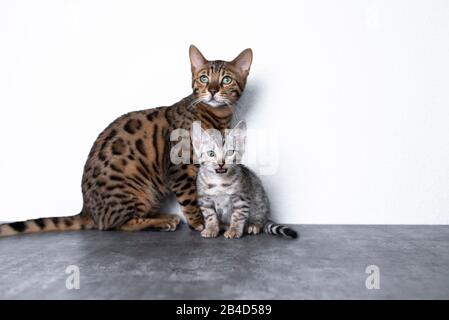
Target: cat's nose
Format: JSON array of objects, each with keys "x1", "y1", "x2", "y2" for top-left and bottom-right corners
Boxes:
[
  {"x1": 209, "y1": 89, "x2": 218, "y2": 96},
  {"x1": 218, "y1": 163, "x2": 224, "y2": 168}
]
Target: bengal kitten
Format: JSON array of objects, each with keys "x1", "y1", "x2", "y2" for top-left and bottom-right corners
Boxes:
[
  {"x1": 192, "y1": 121, "x2": 298, "y2": 239},
  {"x1": 0, "y1": 45, "x2": 253, "y2": 236}
]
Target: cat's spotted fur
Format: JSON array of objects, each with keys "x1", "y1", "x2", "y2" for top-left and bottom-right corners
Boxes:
[{"x1": 0, "y1": 45, "x2": 253, "y2": 236}]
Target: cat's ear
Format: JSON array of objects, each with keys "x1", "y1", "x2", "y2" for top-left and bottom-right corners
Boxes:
[
  {"x1": 189, "y1": 45, "x2": 208, "y2": 74},
  {"x1": 231, "y1": 48, "x2": 253, "y2": 77}
]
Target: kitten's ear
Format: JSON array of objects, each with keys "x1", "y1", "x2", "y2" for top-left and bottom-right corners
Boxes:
[
  {"x1": 228, "y1": 120, "x2": 247, "y2": 141},
  {"x1": 191, "y1": 121, "x2": 203, "y2": 156},
  {"x1": 226, "y1": 121, "x2": 247, "y2": 159},
  {"x1": 231, "y1": 48, "x2": 253, "y2": 77},
  {"x1": 191, "y1": 121, "x2": 210, "y2": 156},
  {"x1": 189, "y1": 45, "x2": 208, "y2": 74}
]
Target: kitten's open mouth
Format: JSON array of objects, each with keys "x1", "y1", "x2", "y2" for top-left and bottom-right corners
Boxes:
[{"x1": 215, "y1": 168, "x2": 228, "y2": 174}]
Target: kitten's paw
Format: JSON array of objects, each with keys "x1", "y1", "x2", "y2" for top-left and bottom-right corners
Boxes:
[
  {"x1": 247, "y1": 224, "x2": 262, "y2": 235},
  {"x1": 201, "y1": 227, "x2": 219, "y2": 238},
  {"x1": 224, "y1": 228, "x2": 243, "y2": 239}
]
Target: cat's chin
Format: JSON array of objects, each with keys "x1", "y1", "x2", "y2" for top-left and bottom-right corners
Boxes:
[{"x1": 204, "y1": 99, "x2": 228, "y2": 108}]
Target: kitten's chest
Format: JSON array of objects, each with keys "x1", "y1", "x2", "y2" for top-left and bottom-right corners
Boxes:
[
  {"x1": 203, "y1": 185, "x2": 235, "y2": 217},
  {"x1": 202, "y1": 173, "x2": 238, "y2": 195},
  {"x1": 212, "y1": 195, "x2": 233, "y2": 223},
  {"x1": 202, "y1": 179, "x2": 238, "y2": 224}
]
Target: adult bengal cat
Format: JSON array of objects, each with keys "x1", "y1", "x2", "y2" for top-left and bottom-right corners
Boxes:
[{"x1": 0, "y1": 45, "x2": 253, "y2": 236}]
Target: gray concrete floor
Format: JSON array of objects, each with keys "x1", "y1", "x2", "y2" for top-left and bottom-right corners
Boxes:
[{"x1": 0, "y1": 224, "x2": 448, "y2": 299}]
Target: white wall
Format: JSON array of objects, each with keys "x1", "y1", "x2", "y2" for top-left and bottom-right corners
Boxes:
[{"x1": 1, "y1": 0, "x2": 449, "y2": 224}]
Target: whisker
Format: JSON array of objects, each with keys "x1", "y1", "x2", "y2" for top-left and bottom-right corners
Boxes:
[{"x1": 187, "y1": 97, "x2": 203, "y2": 111}]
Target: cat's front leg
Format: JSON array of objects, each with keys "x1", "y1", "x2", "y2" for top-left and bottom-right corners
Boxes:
[
  {"x1": 224, "y1": 208, "x2": 249, "y2": 239},
  {"x1": 169, "y1": 164, "x2": 204, "y2": 231},
  {"x1": 198, "y1": 199, "x2": 220, "y2": 238}
]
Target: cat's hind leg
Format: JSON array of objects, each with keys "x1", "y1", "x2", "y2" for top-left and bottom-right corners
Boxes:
[{"x1": 118, "y1": 214, "x2": 181, "y2": 232}]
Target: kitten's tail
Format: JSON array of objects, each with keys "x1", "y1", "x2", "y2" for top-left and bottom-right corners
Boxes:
[
  {"x1": 0, "y1": 213, "x2": 95, "y2": 237},
  {"x1": 264, "y1": 221, "x2": 298, "y2": 239}
]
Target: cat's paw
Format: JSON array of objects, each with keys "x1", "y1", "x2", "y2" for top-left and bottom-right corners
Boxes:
[
  {"x1": 166, "y1": 215, "x2": 182, "y2": 231},
  {"x1": 188, "y1": 221, "x2": 204, "y2": 232},
  {"x1": 247, "y1": 224, "x2": 262, "y2": 235},
  {"x1": 224, "y1": 228, "x2": 243, "y2": 239},
  {"x1": 201, "y1": 227, "x2": 219, "y2": 238},
  {"x1": 154, "y1": 215, "x2": 181, "y2": 231}
]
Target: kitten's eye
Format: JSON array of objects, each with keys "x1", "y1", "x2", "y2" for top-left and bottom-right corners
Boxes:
[
  {"x1": 222, "y1": 76, "x2": 232, "y2": 85},
  {"x1": 199, "y1": 75, "x2": 209, "y2": 84},
  {"x1": 225, "y1": 150, "x2": 235, "y2": 157},
  {"x1": 206, "y1": 150, "x2": 215, "y2": 157}
]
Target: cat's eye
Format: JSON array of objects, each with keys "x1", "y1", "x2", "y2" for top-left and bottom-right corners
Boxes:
[
  {"x1": 225, "y1": 150, "x2": 235, "y2": 157},
  {"x1": 222, "y1": 76, "x2": 232, "y2": 85},
  {"x1": 206, "y1": 150, "x2": 216, "y2": 157},
  {"x1": 199, "y1": 75, "x2": 209, "y2": 84}
]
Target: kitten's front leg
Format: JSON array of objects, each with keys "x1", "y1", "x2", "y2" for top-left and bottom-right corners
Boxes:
[
  {"x1": 224, "y1": 208, "x2": 249, "y2": 239},
  {"x1": 199, "y1": 199, "x2": 220, "y2": 238}
]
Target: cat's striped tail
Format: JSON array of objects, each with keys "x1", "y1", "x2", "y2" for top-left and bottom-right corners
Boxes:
[
  {"x1": 263, "y1": 221, "x2": 298, "y2": 239},
  {"x1": 0, "y1": 213, "x2": 95, "y2": 237}
]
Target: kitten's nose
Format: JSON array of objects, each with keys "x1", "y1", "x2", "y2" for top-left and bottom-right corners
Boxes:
[
  {"x1": 218, "y1": 163, "x2": 224, "y2": 168},
  {"x1": 209, "y1": 89, "x2": 218, "y2": 96}
]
